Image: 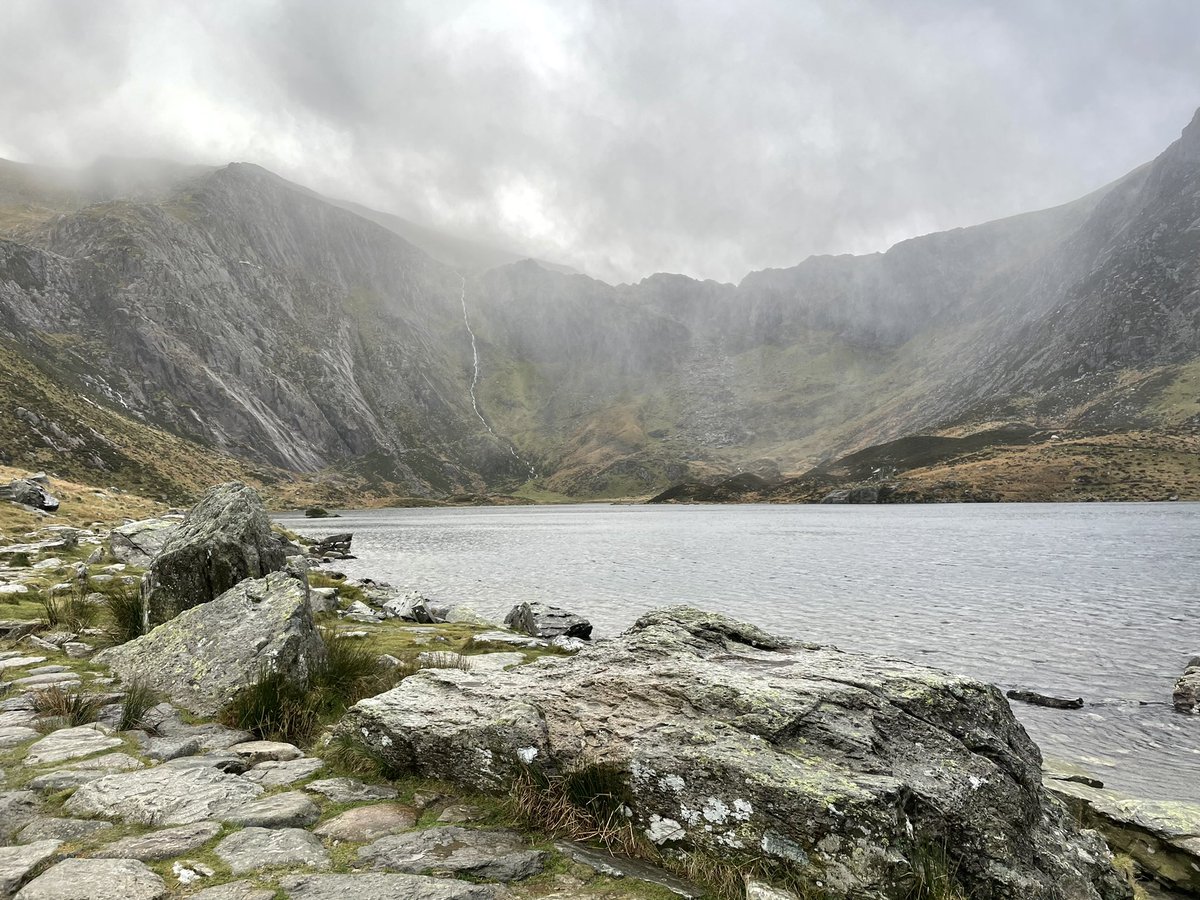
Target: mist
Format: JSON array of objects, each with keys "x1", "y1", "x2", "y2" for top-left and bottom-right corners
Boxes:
[{"x1": 2, "y1": 0, "x2": 1200, "y2": 284}]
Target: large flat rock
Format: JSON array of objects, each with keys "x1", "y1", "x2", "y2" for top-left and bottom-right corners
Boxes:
[
  {"x1": 15, "y1": 858, "x2": 166, "y2": 900},
  {"x1": 96, "y1": 571, "x2": 325, "y2": 716},
  {"x1": 357, "y1": 827, "x2": 546, "y2": 882},
  {"x1": 62, "y1": 764, "x2": 263, "y2": 825},
  {"x1": 339, "y1": 606, "x2": 1132, "y2": 900},
  {"x1": 92, "y1": 821, "x2": 222, "y2": 860},
  {"x1": 24, "y1": 725, "x2": 122, "y2": 766},
  {"x1": 279, "y1": 873, "x2": 501, "y2": 900},
  {"x1": 214, "y1": 827, "x2": 330, "y2": 875}
]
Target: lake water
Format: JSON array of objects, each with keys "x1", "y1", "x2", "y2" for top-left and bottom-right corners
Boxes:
[{"x1": 278, "y1": 502, "x2": 1200, "y2": 803}]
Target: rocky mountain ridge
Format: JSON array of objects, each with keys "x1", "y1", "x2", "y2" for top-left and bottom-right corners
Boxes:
[{"x1": 1, "y1": 109, "x2": 1199, "y2": 501}]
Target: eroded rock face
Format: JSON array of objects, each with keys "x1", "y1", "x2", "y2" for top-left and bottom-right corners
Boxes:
[
  {"x1": 97, "y1": 572, "x2": 326, "y2": 716},
  {"x1": 339, "y1": 606, "x2": 1131, "y2": 900},
  {"x1": 141, "y1": 482, "x2": 286, "y2": 625}
]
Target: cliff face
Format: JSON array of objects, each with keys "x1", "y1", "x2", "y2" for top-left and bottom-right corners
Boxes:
[{"x1": 1, "y1": 109, "x2": 1198, "y2": 500}]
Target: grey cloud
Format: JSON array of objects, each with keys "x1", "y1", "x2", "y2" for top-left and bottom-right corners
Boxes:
[{"x1": 1, "y1": 0, "x2": 1198, "y2": 283}]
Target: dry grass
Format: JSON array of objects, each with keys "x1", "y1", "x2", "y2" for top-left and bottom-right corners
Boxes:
[{"x1": 33, "y1": 684, "x2": 106, "y2": 728}]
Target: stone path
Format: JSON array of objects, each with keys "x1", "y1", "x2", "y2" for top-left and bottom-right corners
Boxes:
[{"x1": 0, "y1": 629, "x2": 690, "y2": 899}]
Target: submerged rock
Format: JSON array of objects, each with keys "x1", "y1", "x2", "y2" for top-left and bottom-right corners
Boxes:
[
  {"x1": 96, "y1": 572, "x2": 326, "y2": 716},
  {"x1": 339, "y1": 606, "x2": 1130, "y2": 900},
  {"x1": 1006, "y1": 689, "x2": 1085, "y2": 710},
  {"x1": 503, "y1": 602, "x2": 592, "y2": 640},
  {"x1": 141, "y1": 482, "x2": 286, "y2": 625},
  {"x1": 1172, "y1": 657, "x2": 1200, "y2": 713}
]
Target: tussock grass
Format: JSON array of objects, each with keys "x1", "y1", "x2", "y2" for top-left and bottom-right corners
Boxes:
[
  {"x1": 117, "y1": 680, "x2": 160, "y2": 732},
  {"x1": 101, "y1": 583, "x2": 147, "y2": 645},
  {"x1": 39, "y1": 589, "x2": 98, "y2": 632},
  {"x1": 33, "y1": 684, "x2": 105, "y2": 728},
  {"x1": 220, "y1": 626, "x2": 403, "y2": 745}
]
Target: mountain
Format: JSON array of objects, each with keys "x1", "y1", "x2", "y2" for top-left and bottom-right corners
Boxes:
[{"x1": 1, "y1": 109, "x2": 1198, "y2": 503}]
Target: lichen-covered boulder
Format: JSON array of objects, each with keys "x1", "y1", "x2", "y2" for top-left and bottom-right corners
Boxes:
[
  {"x1": 97, "y1": 572, "x2": 326, "y2": 716},
  {"x1": 141, "y1": 482, "x2": 286, "y2": 625},
  {"x1": 338, "y1": 607, "x2": 1130, "y2": 900},
  {"x1": 108, "y1": 515, "x2": 184, "y2": 567}
]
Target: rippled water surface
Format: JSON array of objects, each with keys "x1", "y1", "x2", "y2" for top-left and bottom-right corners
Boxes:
[{"x1": 279, "y1": 502, "x2": 1200, "y2": 802}]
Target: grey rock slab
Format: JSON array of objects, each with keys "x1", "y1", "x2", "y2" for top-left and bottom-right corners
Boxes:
[
  {"x1": 304, "y1": 777, "x2": 397, "y2": 804},
  {"x1": 25, "y1": 666, "x2": 68, "y2": 676},
  {"x1": 243, "y1": 756, "x2": 324, "y2": 787},
  {"x1": 746, "y1": 883, "x2": 801, "y2": 900},
  {"x1": 219, "y1": 790, "x2": 320, "y2": 828},
  {"x1": 229, "y1": 740, "x2": 303, "y2": 763},
  {"x1": 279, "y1": 873, "x2": 501, "y2": 900},
  {"x1": 141, "y1": 734, "x2": 202, "y2": 761},
  {"x1": 0, "y1": 711, "x2": 37, "y2": 728},
  {"x1": 340, "y1": 606, "x2": 1131, "y2": 900},
  {"x1": 63, "y1": 764, "x2": 263, "y2": 825},
  {"x1": 13, "y1": 673, "x2": 79, "y2": 688},
  {"x1": 214, "y1": 827, "x2": 330, "y2": 875},
  {"x1": 24, "y1": 725, "x2": 122, "y2": 765},
  {"x1": 191, "y1": 881, "x2": 276, "y2": 900},
  {"x1": 0, "y1": 840, "x2": 61, "y2": 898},
  {"x1": 93, "y1": 821, "x2": 222, "y2": 861},
  {"x1": 16, "y1": 816, "x2": 114, "y2": 844},
  {"x1": 0, "y1": 658, "x2": 46, "y2": 672},
  {"x1": 0, "y1": 726, "x2": 40, "y2": 749},
  {"x1": 14, "y1": 858, "x2": 166, "y2": 900},
  {"x1": 95, "y1": 571, "x2": 325, "y2": 717},
  {"x1": 62, "y1": 643, "x2": 93, "y2": 659},
  {"x1": 357, "y1": 827, "x2": 546, "y2": 882},
  {"x1": 313, "y1": 803, "x2": 418, "y2": 842},
  {"x1": 140, "y1": 482, "x2": 286, "y2": 625}
]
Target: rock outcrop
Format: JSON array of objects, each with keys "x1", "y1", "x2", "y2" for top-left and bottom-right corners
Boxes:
[
  {"x1": 97, "y1": 572, "x2": 326, "y2": 716},
  {"x1": 339, "y1": 607, "x2": 1130, "y2": 900},
  {"x1": 503, "y1": 602, "x2": 592, "y2": 640},
  {"x1": 1172, "y1": 657, "x2": 1200, "y2": 714},
  {"x1": 141, "y1": 482, "x2": 286, "y2": 625},
  {"x1": 1046, "y1": 777, "x2": 1200, "y2": 895}
]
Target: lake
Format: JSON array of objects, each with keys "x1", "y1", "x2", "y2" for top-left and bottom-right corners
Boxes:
[{"x1": 278, "y1": 502, "x2": 1200, "y2": 803}]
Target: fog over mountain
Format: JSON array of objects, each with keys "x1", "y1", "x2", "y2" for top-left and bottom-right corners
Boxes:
[{"x1": 3, "y1": 0, "x2": 1200, "y2": 283}]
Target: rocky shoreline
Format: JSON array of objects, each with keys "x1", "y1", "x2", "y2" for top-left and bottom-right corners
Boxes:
[{"x1": 0, "y1": 474, "x2": 1193, "y2": 898}]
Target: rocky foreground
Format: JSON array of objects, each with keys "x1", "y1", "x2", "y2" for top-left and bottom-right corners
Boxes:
[{"x1": 0, "y1": 476, "x2": 1193, "y2": 898}]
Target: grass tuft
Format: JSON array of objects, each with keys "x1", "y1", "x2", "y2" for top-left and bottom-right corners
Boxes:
[
  {"x1": 33, "y1": 684, "x2": 106, "y2": 728},
  {"x1": 219, "y1": 626, "x2": 403, "y2": 745},
  {"x1": 101, "y1": 583, "x2": 147, "y2": 646},
  {"x1": 39, "y1": 589, "x2": 99, "y2": 632},
  {"x1": 117, "y1": 679, "x2": 160, "y2": 732}
]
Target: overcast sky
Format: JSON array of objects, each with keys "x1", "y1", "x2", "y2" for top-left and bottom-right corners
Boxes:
[{"x1": 2, "y1": 0, "x2": 1199, "y2": 284}]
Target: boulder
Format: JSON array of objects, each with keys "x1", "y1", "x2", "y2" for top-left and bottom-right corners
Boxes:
[
  {"x1": 96, "y1": 572, "x2": 326, "y2": 716},
  {"x1": 140, "y1": 482, "x2": 286, "y2": 625},
  {"x1": 214, "y1": 827, "x2": 329, "y2": 875},
  {"x1": 304, "y1": 777, "x2": 397, "y2": 804},
  {"x1": 1172, "y1": 657, "x2": 1200, "y2": 713},
  {"x1": 107, "y1": 516, "x2": 184, "y2": 567},
  {"x1": 381, "y1": 593, "x2": 449, "y2": 624},
  {"x1": 310, "y1": 533, "x2": 352, "y2": 557},
  {"x1": 339, "y1": 606, "x2": 1130, "y2": 900},
  {"x1": 503, "y1": 602, "x2": 592, "y2": 640},
  {"x1": 93, "y1": 821, "x2": 222, "y2": 860},
  {"x1": 0, "y1": 840, "x2": 60, "y2": 897},
  {"x1": 314, "y1": 803, "x2": 418, "y2": 842},
  {"x1": 0, "y1": 479, "x2": 59, "y2": 512}
]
